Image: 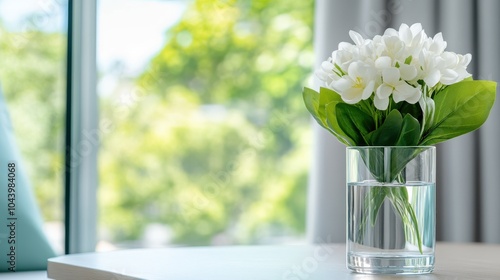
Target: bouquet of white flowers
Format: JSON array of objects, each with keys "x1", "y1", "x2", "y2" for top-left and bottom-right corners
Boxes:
[
  {"x1": 304, "y1": 23, "x2": 495, "y2": 148},
  {"x1": 303, "y1": 23, "x2": 496, "y2": 255}
]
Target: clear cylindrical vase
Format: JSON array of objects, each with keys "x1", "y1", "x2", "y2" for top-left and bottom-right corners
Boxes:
[{"x1": 346, "y1": 146, "x2": 436, "y2": 274}]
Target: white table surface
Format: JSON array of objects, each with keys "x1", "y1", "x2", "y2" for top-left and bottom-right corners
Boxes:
[
  {"x1": 0, "y1": 271, "x2": 47, "y2": 279},
  {"x1": 47, "y1": 243, "x2": 500, "y2": 280}
]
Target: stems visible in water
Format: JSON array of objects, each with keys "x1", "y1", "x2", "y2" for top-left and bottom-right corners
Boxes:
[{"x1": 356, "y1": 173, "x2": 424, "y2": 254}]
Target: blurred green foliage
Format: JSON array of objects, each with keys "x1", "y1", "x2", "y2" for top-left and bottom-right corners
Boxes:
[
  {"x1": 99, "y1": 0, "x2": 314, "y2": 245},
  {"x1": 0, "y1": 0, "x2": 314, "y2": 248},
  {"x1": 0, "y1": 26, "x2": 65, "y2": 222}
]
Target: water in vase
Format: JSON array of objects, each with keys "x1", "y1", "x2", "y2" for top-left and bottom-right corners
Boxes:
[{"x1": 347, "y1": 181, "x2": 435, "y2": 274}]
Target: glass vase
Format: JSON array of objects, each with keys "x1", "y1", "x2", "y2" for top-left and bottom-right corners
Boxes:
[{"x1": 346, "y1": 146, "x2": 436, "y2": 274}]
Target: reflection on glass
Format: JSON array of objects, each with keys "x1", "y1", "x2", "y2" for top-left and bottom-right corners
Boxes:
[
  {"x1": 0, "y1": 0, "x2": 67, "y2": 254},
  {"x1": 97, "y1": 0, "x2": 313, "y2": 250}
]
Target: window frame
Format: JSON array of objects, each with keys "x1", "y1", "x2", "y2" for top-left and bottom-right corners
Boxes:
[{"x1": 64, "y1": 0, "x2": 98, "y2": 254}]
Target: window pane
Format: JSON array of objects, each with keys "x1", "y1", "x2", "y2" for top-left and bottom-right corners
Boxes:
[
  {"x1": 97, "y1": 0, "x2": 313, "y2": 250},
  {"x1": 0, "y1": 0, "x2": 67, "y2": 254}
]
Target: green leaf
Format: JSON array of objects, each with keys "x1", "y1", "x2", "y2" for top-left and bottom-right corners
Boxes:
[
  {"x1": 419, "y1": 95, "x2": 435, "y2": 138},
  {"x1": 356, "y1": 186, "x2": 388, "y2": 243},
  {"x1": 325, "y1": 102, "x2": 355, "y2": 145},
  {"x1": 387, "y1": 187, "x2": 423, "y2": 254},
  {"x1": 397, "y1": 102, "x2": 422, "y2": 122},
  {"x1": 302, "y1": 87, "x2": 355, "y2": 145},
  {"x1": 334, "y1": 64, "x2": 345, "y2": 76},
  {"x1": 421, "y1": 80, "x2": 496, "y2": 145},
  {"x1": 388, "y1": 147, "x2": 426, "y2": 183},
  {"x1": 369, "y1": 187, "x2": 388, "y2": 226},
  {"x1": 404, "y1": 55, "x2": 412, "y2": 65},
  {"x1": 396, "y1": 114, "x2": 420, "y2": 146},
  {"x1": 336, "y1": 103, "x2": 375, "y2": 146},
  {"x1": 358, "y1": 146, "x2": 426, "y2": 183},
  {"x1": 302, "y1": 87, "x2": 323, "y2": 126},
  {"x1": 368, "y1": 109, "x2": 403, "y2": 146},
  {"x1": 319, "y1": 87, "x2": 343, "y2": 122}
]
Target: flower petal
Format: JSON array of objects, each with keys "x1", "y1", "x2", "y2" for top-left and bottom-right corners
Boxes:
[
  {"x1": 375, "y1": 56, "x2": 392, "y2": 69},
  {"x1": 440, "y1": 69, "x2": 459, "y2": 85},
  {"x1": 398, "y1": 23, "x2": 412, "y2": 44},
  {"x1": 374, "y1": 95, "x2": 389, "y2": 110},
  {"x1": 394, "y1": 83, "x2": 420, "y2": 103},
  {"x1": 459, "y1": 53, "x2": 472, "y2": 67},
  {"x1": 441, "y1": 52, "x2": 459, "y2": 67},
  {"x1": 362, "y1": 80, "x2": 375, "y2": 100},
  {"x1": 399, "y1": 64, "x2": 417, "y2": 80},
  {"x1": 424, "y1": 69, "x2": 440, "y2": 87},
  {"x1": 349, "y1": 30, "x2": 365, "y2": 46},
  {"x1": 382, "y1": 67, "x2": 400, "y2": 85},
  {"x1": 342, "y1": 87, "x2": 363, "y2": 103},
  {"x1": 332, "y1": 77, "x2": 353, "y2": 92},
  {"x1": 428, "y1": 32, "x2": 447, "y2": 54},
  {"x1": 376, "y1": 84, "x2": 393, "y2": 99},
  {"x1": 406, "y1": 88, "x2": 422, "y2": 104},
  {"x1": 347, "y1": 62, "x2": 362, "y2": 80},
  {"x1": 383, "y1": 28, "x2": 398, "y2": 37},
  {"x1": 456, "y1": 67, "x2": 472, "y2": 81},
  {"x1": 321, "y1": 61, "x2": 334, "y2": 71},
  {"x1": 315, "y1": 70, "x2": 329, "y2": 82},
  {"x1": 410, "y1": 23, "x2": 423, "y2": 35},
  {"x1": 338, "y1": 42, "x2": 353, "y2": 50}
]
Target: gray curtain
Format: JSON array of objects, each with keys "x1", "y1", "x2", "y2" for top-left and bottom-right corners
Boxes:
[{"x1": 307, "y1": 0, "x2": 500, "y2": 244}]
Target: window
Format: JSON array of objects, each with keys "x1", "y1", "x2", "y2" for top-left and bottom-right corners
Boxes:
[
  {"x1": 0, "y1": 0, "x2": 68, "y2": 254},
  {"x1": 1, "y1": 0, "x2": 314, "y2": 253},
  {"x1": 96, "y1": 0, "x2": 314, "y2": 249}
]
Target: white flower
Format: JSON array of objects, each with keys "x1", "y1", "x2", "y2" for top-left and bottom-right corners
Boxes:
[
  {"x1": 315, "y1": 58, "x2": 339, "y2": 87},
  {"x1": 438, "y1": 52, "x2": 472, "y2": 84},
  {"x1": 349, "y1": 30, "x2": 366, "y2": 46},
  {"x1": 315, "y1": 23, "x2": 472, "y2": 110},
  {"x1": 331, "y1": 62, "x2": 377, "y2": 104},
  {"x1": 334, "y1": 47, "x2": 355, "y2": 71},
  {"x1": 398, "y1": 23, "x2": 427, "y2": 54},
  {"x1": 377, "y1": 35, "x2": 406, "y2": 61},
  {"x1": 375, "y1": 67, "x2": 420, "y2": 110},
  {"x1": 419, "y1": 51, "x2": 472, "y2": 87},
  {"x1": 425, "y1": 33, "x2": 447, "y2": 54}
]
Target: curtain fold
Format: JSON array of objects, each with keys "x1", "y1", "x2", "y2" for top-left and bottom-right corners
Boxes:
[
  {"x1": 308, "y1": 0, "x2": 500, "y2": 243},
  {"x1": 478, "y1": 0, "x2": 500, "y2": 243},
  {"x1": 435, "y1": 0, "x2": 478, "y2": 243},
  {"x1": 307, "y1": 0, "x2": 360, "y2": 243}
]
